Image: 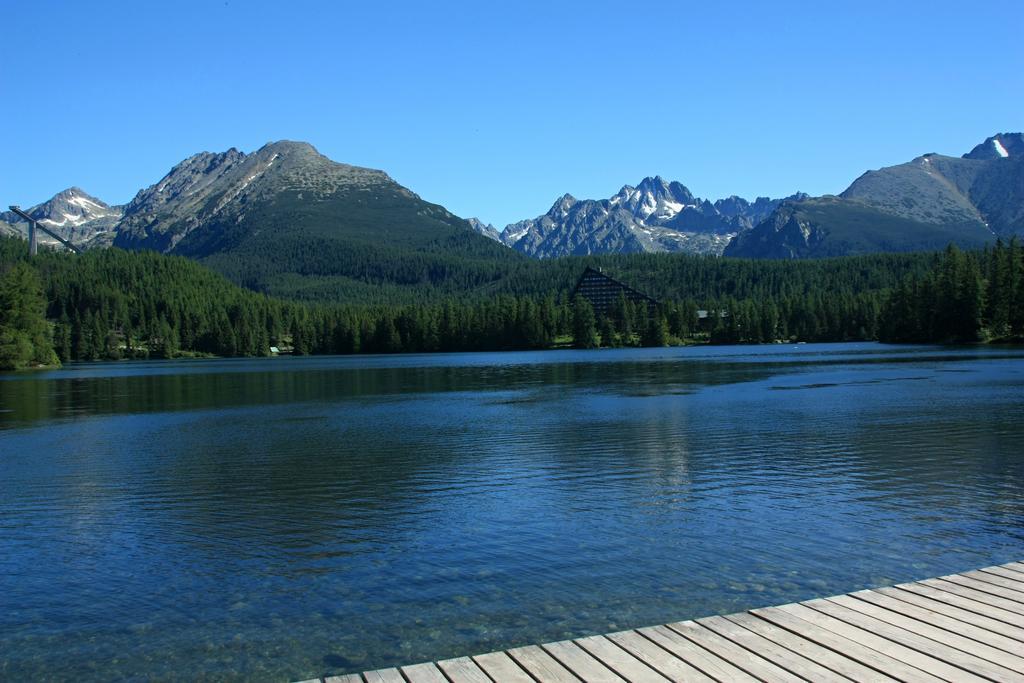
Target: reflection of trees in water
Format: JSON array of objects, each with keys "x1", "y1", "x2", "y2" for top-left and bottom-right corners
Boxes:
[
  {"x1": 144, "y1": 408, "x2": 476, "y2": 563},
  {"x1": 4, "y1": 351, "x2": 1024, "y2": 682},
  {"x1": 0, "y1": 356, "x2": 781, "y2": 427},
  {"x1": 508, "y1": 395, "x2": 696, "y2": 510}
]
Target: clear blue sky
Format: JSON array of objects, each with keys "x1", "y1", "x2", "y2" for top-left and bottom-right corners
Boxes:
[{"x1": 2, "y1": 0, "x2": 1021, "y2": 229}]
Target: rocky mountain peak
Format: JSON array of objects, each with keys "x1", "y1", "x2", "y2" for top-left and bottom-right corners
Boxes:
[
  {"x1": 609, "y1": 177, "x2": 697, "y2": 218},
  {"x1": 963, "y1": 133, "x2": 1024, "y2": 160},
  {"x1": 466, "y1": 217, "x2": 502, "y2": 242},
  {"x1": 0, "y1": 186, "x2": 122, "y2": 246},
  {"x1": 631, "y1": 175, "x2": 688, "y2": 202},
  {"x1": 258, "y1": 140, "x2": 318, "y2": 156},
  {"x1": 8, "y1": 187, "x2": 111, "y2": 222},
  {"x1": 546, "y1": 193, "x2": 577, "y2": 217},
  {"x1": 713, "y1": 195, "x2": 751, "y2": 217},
  {"x1": 24, "y1": 187, "x2": 117, "y2": 223},
  {"x1": 636, "y1": 175, "x2": 670, "y2": 195},
  {"x1": 502, "y1": 176, "x2": 797, "y2": 258}
]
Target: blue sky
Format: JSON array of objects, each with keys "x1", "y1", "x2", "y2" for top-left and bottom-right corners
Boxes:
[{"x1": 2, "y1": 0, "x2": 1022, "y2": 229}]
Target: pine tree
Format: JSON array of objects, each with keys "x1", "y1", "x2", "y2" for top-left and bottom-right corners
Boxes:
[
  {"x1": 571, "y1": 296, "x2": 599, "y2": 349},
  {"x1": 598, "y1": 315, "x2": 617, "y2": 348},
  {"x1": 641, "y1": 313, "x2": 669, "y2": 347},
  {"x1": 0, "y1": 263, "x2": 60, "y2": 369}
]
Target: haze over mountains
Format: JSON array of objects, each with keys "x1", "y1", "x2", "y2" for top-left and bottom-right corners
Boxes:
[{"x1": 4, "y1": 133, "x2": 1022, "y2": 289}]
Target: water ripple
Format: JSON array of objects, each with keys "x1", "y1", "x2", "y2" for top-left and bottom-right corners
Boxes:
[{"x1": 1, "y1": 343, "x2": 1023, "y2": 681}]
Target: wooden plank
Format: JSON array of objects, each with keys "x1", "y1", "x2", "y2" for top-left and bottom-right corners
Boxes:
[
  {"x1": 665, "y1": 620, "x2": 802, "y2": 682},
  {"x1": 980, "y1": 565, "x2": 1024, "y2": 585},
  {"x1": 722, "y1": 611, "x2": 899, "y2": 681},
  {"x1": 363, "y1": 669, "x2": 406, "y2": 683},
  {"x1": 879, "y1": 585, "x2": 1024, "y2": 644},
  {"x1": 1002, "y1": 561, "x2": 1024, "y2": 576},
  {"x1": 832, "y1": 593, "x2": 1024, "y2": 678},
  {"x1": 506, "y1": 644, "x2": 580, "y2": 683},
  {"x1": 898, "y1": 581, "x2": 1024, "y2": 628},
  {"x1": 859, "y1": 588, "x2": 1024, "y2": 654},
  {"x1": 754, "y1": 605, "x2": 946, "y2": 682},
  {"x1": 804, "y1": 598, "x2": 995, "y2": 681},
  {"x1": 401, "y1": 662, "x2": 449, "y2": 683},
  {"x1": 697, "y1": 614, "x2": 848, "y2": 682},
  {"x1": 605, "y1": 630, "x2": 714, "y2": 682},
  {"x1": 939, "y1": 574, "x2": 1024, "y2": 604},
  {"x1": 573, "y1": 635, "x2": 668, "y2": 682},
  {"x1": 637, "y1": 624, "x2": 758, "y2": 681},
  {"x1": 471, "y1": 651, "x2": 533, "y2": 683},
  {"x1": 436, "y1": 656, "x2": 492, "y2": 683},
  {"x1": 309, "y1": 560, "x2": 1024, "y2": 683},
  {"x1": 965, "y1": 568, "x2": 1024, "y2": 595},
  {"x1": 921, "y1": 578, "x2": 1024, "y2": 616},
  {"x1": 541, "y1": 640, "x2": 624, "y2": 682}
]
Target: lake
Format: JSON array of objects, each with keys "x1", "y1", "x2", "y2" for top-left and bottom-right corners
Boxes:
[{"x1": 2, "y1": 343, "x2": 1023, "y2": 681}]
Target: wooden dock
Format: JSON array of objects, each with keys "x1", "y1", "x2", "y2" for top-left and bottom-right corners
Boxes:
[{"x1": 302, "y1": 560, "x2": 1024, "y2": 682}]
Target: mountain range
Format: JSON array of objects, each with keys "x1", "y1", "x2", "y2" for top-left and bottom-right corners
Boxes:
[
  {"x1": 5, "y1": 141, "x2": 516, "y2": 301},
  {"x1": 492, "y1": 177, "x2": 805, "y2": 258},
  {"x1": 4, "y1": 133, "x2": 1022, "y2": 292},
  {"x1": 725, "y1": 133, "x2": 1024, "y2": 257}
]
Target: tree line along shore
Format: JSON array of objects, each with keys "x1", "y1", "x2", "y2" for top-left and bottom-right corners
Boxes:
[{"x1": 1, "y1": 236, "x2": 1022, "y2": 370}]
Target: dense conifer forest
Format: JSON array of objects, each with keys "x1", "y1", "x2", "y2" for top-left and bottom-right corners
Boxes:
[
  {"x1": 879, "y1": 240, "x2": 1024, "y2": 343},
  {"x1": 0, "y1": 235, "x2": 1020, "y2": 367}
]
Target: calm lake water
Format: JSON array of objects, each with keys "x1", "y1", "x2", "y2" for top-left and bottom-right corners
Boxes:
[{"x1": 2, "y1": 343, "x2": 1023, "y2": 681}]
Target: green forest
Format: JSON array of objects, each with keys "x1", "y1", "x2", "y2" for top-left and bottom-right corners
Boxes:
[
  {"x1": 879, "y1": 240, "x2": 1024, "y2": 343},
  {"x1": 0, "y1": 235, "x2": 1020, "y2": 368}
]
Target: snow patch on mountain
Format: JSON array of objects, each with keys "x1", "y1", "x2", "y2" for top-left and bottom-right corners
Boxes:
[{"x1": 501, "y1": 176, "x2": 801, "y2": 258}]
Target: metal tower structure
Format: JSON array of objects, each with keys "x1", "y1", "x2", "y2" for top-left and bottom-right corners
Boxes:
[{"x1": 7, "y1": 206, "x2": 83, "y2": 255}]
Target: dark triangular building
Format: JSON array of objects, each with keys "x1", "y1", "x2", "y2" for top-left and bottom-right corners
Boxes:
[{"x1": 571, "y1": 266, "x2": 659, "y2": 316}]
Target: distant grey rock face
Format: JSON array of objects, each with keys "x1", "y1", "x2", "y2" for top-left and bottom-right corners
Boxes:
[
  {"x1": 1, "y1": 187, "x2": 123, "y2": 249},
  {"x1": 466, "y1": 217, "x2": 503, "y2": 242},
  {"x1": 820, "y1": 134, "x2": 1024, "y2": 239},
  {"x1": 501, "y1": 176, "x2": 802, "y2": 258},
  {"x1": 0, "y1": 220, "x2": 21, "y2": 239},
  {"x1": 724, "y1": 198, "x2": 840, "y2": 258},
  {"x1": 111, "y1": 140, "x2": 416, "y2": 254},
  {"x1": 6, "y1": 141, "x2": 501, "y2": 267},
  {"x1": 112, "y1": 147, "x2": 249, "y2": 251},
  {"x1": 839, "y1": 154, "x2": 987, "y2": 226},
  {"x1": 726, "y1": 132, "x2": 1024, "y2": 258}
]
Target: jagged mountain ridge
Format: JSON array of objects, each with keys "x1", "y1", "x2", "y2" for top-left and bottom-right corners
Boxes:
[
  {"x1": 725, "y1": 133, "x2": 1024, "y2": 258},
  {"x1": 112, "y1": 141, "x2": 442, "y2": 254},
  {"x1": 466, "y1": 217, "x2": 502, "y2": 242},
  {"x1": 8, "y1": 132, "x2": 1022, "y2": 274},
  {"x1": 963, "y1": 132, "x2": 1024, "y2": 160},
  {"x1": 109, "y1": 140, "x2": 519, "y2": 298},
  {"x1": 502, "y1": 176, "x2": 805, "y2": 258},
  {"x1": 6, "y1": 141, "x2": 519, "y2": 300}
]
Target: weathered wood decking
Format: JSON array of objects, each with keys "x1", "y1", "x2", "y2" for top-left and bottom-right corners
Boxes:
[{"x1": 303, "y1": 560, "x2": 1024, "y2": 682}]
